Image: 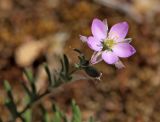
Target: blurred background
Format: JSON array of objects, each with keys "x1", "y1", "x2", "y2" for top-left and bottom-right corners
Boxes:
[{"x1": 0, "y1": 0, "x2": 160, "y2": 121}]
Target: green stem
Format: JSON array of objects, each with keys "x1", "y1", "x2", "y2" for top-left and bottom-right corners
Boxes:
[
  {"x1": 19, "y1": 90, "x2": 49, "y2": 115},
  {"x1": 69, "y1": 67, "x2": 81, "y2": 76},
  {"x1": 19, "y1": 66, "x2": 81, "y2": 119}
]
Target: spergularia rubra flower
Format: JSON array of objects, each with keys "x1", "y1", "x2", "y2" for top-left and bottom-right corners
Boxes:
[{"x1": 80, "y1": 18, "x2": 136, "y2": 68}]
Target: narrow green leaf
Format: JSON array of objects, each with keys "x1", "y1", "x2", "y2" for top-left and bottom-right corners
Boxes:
[
  {"x1": 24, "y1": 69, "x2": 34, "y2": 83},
  {"x1": 4, "y1": 87, "x2": 17, "y2": 115},
  {"x1": 74, "y1": 49, "x2": 85, "y2": 60},
  {"x1": 23, "y1": 95, "x2": 31, "y2": 105},
  {"x1": 5, "y1": 98, "x2": 19, "y2": 119},
  {"x1": 45, "y1": 112, "x2": 50, "y2": 122},
  {"x1": 20, "y1": 81, "x2": 32, "y2": 98},
  {"x1": 71, "y1": 100, "x2": 81, "y2": 122},
  {"x1": 60, "y1": 58, "x2": 64, "y2": 73},
  {"x1": 44, "y1": 63, "x2": 52, "y2": 86},
  {"x1": 52, "y1": 104, "x2": 59, "y2": 112},
  {"x1": 59, "y1": 54, "x2": 73, "y2": 82},
  {"x1": 4, "y1": 81, "x2": 18, "y2": 116},
  {"x1": 24, "y1": 69, "x2": 36, "y2": 94},
  {"x1": 39, "y1": 104, "x2": 47, "y2": 122},
  {"x1": 73, "y1": 48, "x2": 82, "y2": 54},
  {"x1": 63, "y1": 54, "x2": 69, "y2": 74},
  {"x1": 4, "y1": 80, "x2": 11, "y2": 92},
  {"x1": 52, "y1": 105, "x2": 66, "y2": 122},
  {"x1": 62, "y1": 115, "x2": 68, "y2": 122},
  {"x1": 53, "y1": 112, "x2": 61, "y2": 122},
  {"x1": 89, "y1": 116, "x2": 95, "y2": 122},
  {"x1": 23, "y1": 109, "x2": 32, "y2": 122},
  {"x1": 53, "y1": 74, "x2": 57, "y2": 87}
]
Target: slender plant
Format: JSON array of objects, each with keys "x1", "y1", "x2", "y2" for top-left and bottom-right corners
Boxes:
[
  {"x1": 3, "y1": 49, "x2": 98, "y2": 122},
  {"x1": 2, "y1": 18, "x2": 136, "y2": 122}
]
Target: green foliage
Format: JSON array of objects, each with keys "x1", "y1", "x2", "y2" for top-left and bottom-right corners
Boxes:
[
  {"x1": 88, "y1": 116, "x2": 95, "y2": 122},
  {"x1": 84, "y1": 66, "x2": 101, "y2": 78},
  {"x1": 3, "y1": 79, "x2": 94, "y2": 121},
  {"x1": 44, "y1": 63, "x2": 53, "y2": 86},
  {"x1": 59, "y1": 54, "x2": 72, "y2": 81},
  {"x1": 3, "y1": 51, "x2": 97, "y2": 122},
  {"x1": 44, "y1": 54, "x2": 72, "y2": 88},
  {"x1": 71, "y1": 100, "x2": 81, "y2": 122},
  {"x1": 22, "y1": 109, "x2": 32, "y2": 122},
  {"x1": 4, "y1": 80, "x2": 11, "y2": 92},
  {"x1": 74, "y1": 49, "x2": 101, "y2": 79},
  {"x1": 52, "y1": 105, "x2": 67, "y2": 122},
  {"x1": 4, "y1": 80, "x2": 20, "y2": 120},
  {"x1": 24, "y1": 69, "x2": 36, "y2": 96}
]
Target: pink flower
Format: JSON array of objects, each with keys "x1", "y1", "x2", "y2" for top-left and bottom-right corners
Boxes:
[{"x1": 80, "y1": 18, "x2": 136, "y2": 68}]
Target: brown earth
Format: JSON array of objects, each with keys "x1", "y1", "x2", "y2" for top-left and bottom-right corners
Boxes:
[{"x1": 0, "y1": 0, "x2": 160, "y2": 122}]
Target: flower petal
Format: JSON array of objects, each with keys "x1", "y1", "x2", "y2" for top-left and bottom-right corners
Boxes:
[
  {"x1": 103, "y1": 19, "x2": 108, "y2": 31},
  {"x1": 79, "y1": 35, "x2": 88, "y2": 43},
  {"x1": 123, "y1": 38, "x2": 132, "y2": 43},
  {"x1": 90, "y1": 51, "x2": 103, "y2": 65},
  {"x1": 115, "y1": 60, "x2": 125, "y2": 69},
  {"x1": 108, "y1": 22, "x2": 129, "y2": 42},
  {"x1": 102, "y1": 51, "x2": 119, "y2": 64},
  {"x1": 91, "y1": 18, "x2": 107, "y2": 40},
  {"x1": 87, "y1": 36, "x2": 102, "y2": 51},
  {"x1": 112, "y1": 43, "x2": 136, "y2": 58}
]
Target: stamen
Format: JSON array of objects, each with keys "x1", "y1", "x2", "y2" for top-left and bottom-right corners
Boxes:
[{"x1": 102, "y1": 39, "x2": 116, "y2": 50}]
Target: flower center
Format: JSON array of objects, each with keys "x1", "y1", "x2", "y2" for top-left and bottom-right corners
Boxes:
[{"x1": 102, "y1": 39, "x2": 115, "y2": 51}]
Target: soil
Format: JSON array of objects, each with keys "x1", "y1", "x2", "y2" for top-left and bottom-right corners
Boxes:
[{"x1": 0, "y1": 0, "x2": 160, "y2": 122}]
